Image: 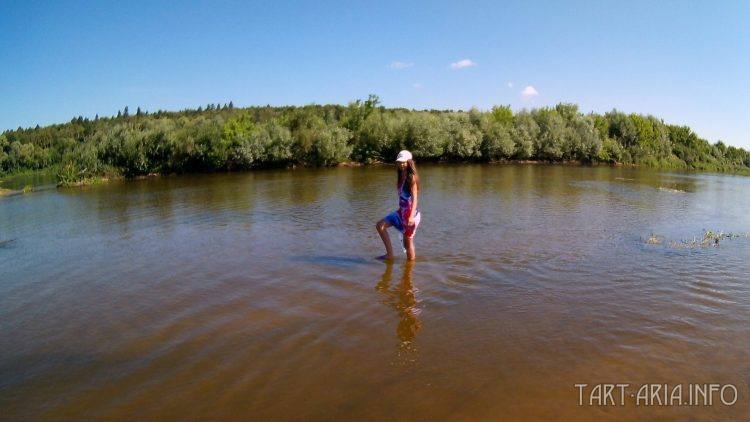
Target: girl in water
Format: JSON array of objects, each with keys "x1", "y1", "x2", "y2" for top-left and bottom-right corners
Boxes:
[{"x1": 376, "y1": 150, "x2": 421, "y2": 260}]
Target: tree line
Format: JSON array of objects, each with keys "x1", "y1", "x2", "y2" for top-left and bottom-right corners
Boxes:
[{"x1": 1, "y1": 95, "x2": 748, "y2": 186}]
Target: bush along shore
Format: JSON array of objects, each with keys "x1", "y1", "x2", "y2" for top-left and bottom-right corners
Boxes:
[{"x1": 1, "y1": 96, "x2": 748, "y2": 187}]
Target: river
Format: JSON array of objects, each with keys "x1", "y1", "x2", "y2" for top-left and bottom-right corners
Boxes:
[{"x1": 2, "y1": 164, "x2": 749, "y2": 420}]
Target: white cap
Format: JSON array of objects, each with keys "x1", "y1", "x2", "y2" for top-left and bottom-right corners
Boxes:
[{"x1": 396, "y1": 150, "x2": 412, "y2": 162}]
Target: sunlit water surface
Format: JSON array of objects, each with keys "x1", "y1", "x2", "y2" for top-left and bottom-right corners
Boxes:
[{"x1": 2, "y1": 164, "x2": 749, "y2": 420}]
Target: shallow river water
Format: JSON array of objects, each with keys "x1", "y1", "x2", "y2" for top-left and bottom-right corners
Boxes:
[{"x1": 2, "y1": 164, "x2": 749, "y2": 420}]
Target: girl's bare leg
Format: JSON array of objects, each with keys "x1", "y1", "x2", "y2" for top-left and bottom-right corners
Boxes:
[
  {"x1": 404, "y1": 236, "x2": 416, "y2": 261},
  {"x1": 376, "y1": 219, "x2": 395, "y2": 259}
]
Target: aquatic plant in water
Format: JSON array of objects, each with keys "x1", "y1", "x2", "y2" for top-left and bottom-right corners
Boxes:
[
  {"x1": 645, "y1": 229, "x2": 750, "y2": 249},
  {"x1": 646, "y1": 234, "x2": 665, "y2": 244}
]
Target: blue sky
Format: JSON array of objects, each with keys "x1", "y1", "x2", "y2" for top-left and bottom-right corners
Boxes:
[{"x1": 2, "y1": 0, "x2": 749, "y2": 149}]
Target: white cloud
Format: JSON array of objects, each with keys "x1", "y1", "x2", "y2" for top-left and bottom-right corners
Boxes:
[
  {"x1": 450, "y1": 59, "x2": 477, "y2": 69},
  {"x1": 390, "y1": 61, "x2": 414, "y2": 70},
  {"x1": 412, "y1": 83, "x2": 423, "y2": 89},
  {"x1": 507, "y1": 82, "x2": 513, "y2": 88},
  {"x1": 521, "y1": 86, "x2": 539, "y2": 97}
]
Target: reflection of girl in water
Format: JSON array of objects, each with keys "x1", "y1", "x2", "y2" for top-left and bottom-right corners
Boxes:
[
  {"x1": 376, "y1": 150, "x2": 421, "y2": 261},
  {"x1": 376, "y1": 260, "x2": 421, "y2": 346}
]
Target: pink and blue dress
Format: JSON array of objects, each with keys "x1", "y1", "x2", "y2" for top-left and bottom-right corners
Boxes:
[{"x1": 384, "y1": 178, "x2": 421, "y2": 238}]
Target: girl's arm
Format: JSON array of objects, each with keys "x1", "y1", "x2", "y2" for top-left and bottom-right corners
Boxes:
[{"x1": 408, "y1": 181, "x2": 418, "y2": 225}]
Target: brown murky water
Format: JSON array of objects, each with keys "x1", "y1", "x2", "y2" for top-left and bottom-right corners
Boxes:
[{"x1": 2, "y1": 164, "x2": 749, "y2": 420}]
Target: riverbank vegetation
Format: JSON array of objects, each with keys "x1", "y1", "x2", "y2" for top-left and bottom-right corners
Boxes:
[{"x1": 1, "y1": 96, "x2": 748, "y2": 186}]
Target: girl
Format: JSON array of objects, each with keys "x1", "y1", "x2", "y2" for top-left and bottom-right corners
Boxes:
[{"x1": 376, "y1": 150, "x2": 421, "y2": 260}]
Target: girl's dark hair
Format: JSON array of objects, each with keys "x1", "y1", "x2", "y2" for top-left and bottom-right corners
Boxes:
[{"x1": 397, "y1": 159, "x2": 420, "y2": 194}]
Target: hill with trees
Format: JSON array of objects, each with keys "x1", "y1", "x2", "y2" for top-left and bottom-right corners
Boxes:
[{"x1": 1, "y1": 95, "x2": 748, "y2": 186}]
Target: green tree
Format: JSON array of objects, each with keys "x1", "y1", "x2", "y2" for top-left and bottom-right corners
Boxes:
[
  {"x1": 313, "y1": 126, "x2": 352, "y2": 165},
  {"x1": 222, "y1": 113, "x2": 256, "y2": 168},
  {"x1": 0, "y1": 134, "x2": 8, "y2": 172},
  {"x1": 401, "y1": 112, "x2": 447, "y2": 159},
  {"x1": 352, "y1": 110, "x2": 399, "y2": 162},
  {"x1": 554, "y1": 103, "x2": 579, "y2": 122},
  {"x1": 444, "y1": 114, "x2": 482, "y2": 159},
  {"x1": 19, "y1": 142, "x2": 37, "y2": 168},
  {"x1": 598, "y1": 138, "x2": 623, "y2": 163},
  {"x1": 605, "y1": 110, "x2": 638, "y2": 149},
  {"x1": 262, "y1": 121, "x2": 294, "y2": 163},
  {"x1": 568, "y1": 115, "x2": 601, "y2": 161},
  {"x1": 490, "y1": 105, "x2": 513, "y2": 126},
  {"x1": 532, "y1": 108, "x2": 565, "y2": 160},
  {"x1": 343, "y1": 94, "x2": 381, "y2": 132},
  {"x1": 668, "y1": 125, "x2": 710, "y2": 167},
  {"x1": 511, "y1": 111, "x2": 539, "y2": 159},
  {"x1": 475, "y1": 111, "x2": 514, "y2": 159}
]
